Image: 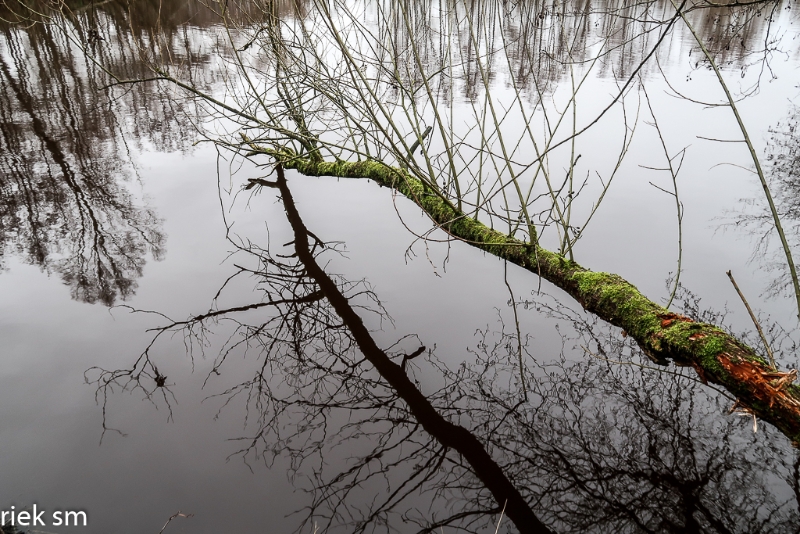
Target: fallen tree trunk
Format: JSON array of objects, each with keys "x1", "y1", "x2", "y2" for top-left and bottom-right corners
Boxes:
[{"x1": 249, "y1": 144, "x2": 800, "y2": 444}]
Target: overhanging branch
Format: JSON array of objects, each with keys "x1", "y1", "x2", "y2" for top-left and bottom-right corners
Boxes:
[{"x1": 250, "y1": 145, "x2": 800, "y2": 444}]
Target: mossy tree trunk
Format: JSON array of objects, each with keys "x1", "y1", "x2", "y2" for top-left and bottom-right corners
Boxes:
[{"x1": 248, "y1": 144, "x2": 800, "y2": 445}]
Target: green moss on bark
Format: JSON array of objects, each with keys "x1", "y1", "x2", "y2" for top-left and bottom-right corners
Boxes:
[{"x1": 250, "y1": 148, "x2": 800, "y2": 443}]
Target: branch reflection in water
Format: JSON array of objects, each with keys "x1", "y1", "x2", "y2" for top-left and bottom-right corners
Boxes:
[{"x1": 88, "y1": 166, "x2": 800, "y2": 533}]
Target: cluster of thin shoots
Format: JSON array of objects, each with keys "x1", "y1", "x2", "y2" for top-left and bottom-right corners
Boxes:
[{"x1": 24, "y1": 0, "x2": 799, "y2": 321}]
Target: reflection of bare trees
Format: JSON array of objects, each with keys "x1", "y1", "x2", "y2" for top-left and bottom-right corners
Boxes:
[
  {"x1": 89, "y1": 168, "x2": 552, "y2": 533},
  {"x1": 483, "y1": 288, "x2": 800, "y2": 533},
  {"x1": 0, "y1": 0, "x2": 227, "y2": 304},
  {"x1": 767, "y1": 106, "x2": 800, "y2": 218},
  {"x1": 0, "y1": 19, "x2": 167, "y2": 304},
  {"x1": 348, "y1": 0, "x2": 791, "y2": 102},
  {"x1": 89, "y1": 168, "x2": 800, "y2": 533},
  {"x1": 729, "y1": 105, "x2": 800, "y2": 298},
  {"x1": 455, "y1": 331, "x2": 800, "y2": 532},
  {"x1": 1, "y1": 0, "x2": 790, "y2": 305},
  {"x1": 3, "y1": 0, "x2": 798, "y2": 527},
  {"x1": 0, "y1": 0, "x2": 315, "y2": 304}
]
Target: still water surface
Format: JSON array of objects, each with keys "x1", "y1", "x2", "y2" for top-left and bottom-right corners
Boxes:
[{"x1": 2, "y1": 1, "x2": 800, "y2": 532}]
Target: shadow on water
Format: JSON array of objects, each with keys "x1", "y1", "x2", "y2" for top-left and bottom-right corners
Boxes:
[{"x1": 87, "y1": 167, "x2": 800, "y2": 533}]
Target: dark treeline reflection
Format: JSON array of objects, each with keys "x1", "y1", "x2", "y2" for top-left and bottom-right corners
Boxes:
[
  {"x1": 90, "y1": 170, "x2": 800, "y2": 533},
  {"x1": 0, "y1": 28, "x2": 161, "y2": 303}
]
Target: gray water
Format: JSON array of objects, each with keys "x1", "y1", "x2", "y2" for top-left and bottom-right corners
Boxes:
[{"x1": 2, "y1": 1, "x2": 800, "y2": 532}]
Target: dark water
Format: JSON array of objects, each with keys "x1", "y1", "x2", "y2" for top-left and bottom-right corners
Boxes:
[{"x1": 1, "y1": 1, "x2": 800, "y2": 532}]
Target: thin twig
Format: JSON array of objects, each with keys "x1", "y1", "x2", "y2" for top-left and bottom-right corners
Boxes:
[
  {"x1": 726, "y1": 270, "x2": 777, "y2": 369},
  {"x1": 504, "y1": 262, "x2": 528, "y2": 401},
  {"x1": 674, "y1": 1, "x2": 800, "y2": 323},
  {"x1": 642, "y1": 84, "x2": 685, "y2": 309},
  {"x1": 494, "y1": 500, "x2": 507, "y2": 534},
  {"x1": 158, "y1": 511, "x2": 193, "y2": 534}
]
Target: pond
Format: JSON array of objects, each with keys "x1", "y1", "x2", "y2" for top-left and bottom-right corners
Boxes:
[{"x1": 1, "y1": 0, "x2": 800, "y2": 532}]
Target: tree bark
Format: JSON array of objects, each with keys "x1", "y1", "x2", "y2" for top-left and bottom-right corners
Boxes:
[{"x1": 250, "y1": 144, "x2": 800, "y2": 445}]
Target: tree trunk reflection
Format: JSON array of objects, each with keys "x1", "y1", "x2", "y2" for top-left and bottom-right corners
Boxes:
[{"x1": 89, "y1": 168, "x2": 800, "y2": 533}]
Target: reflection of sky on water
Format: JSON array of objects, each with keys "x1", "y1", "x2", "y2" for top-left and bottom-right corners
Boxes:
[{"x1": 0, "y1": 1, "x2": 799, "y2": 532}]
